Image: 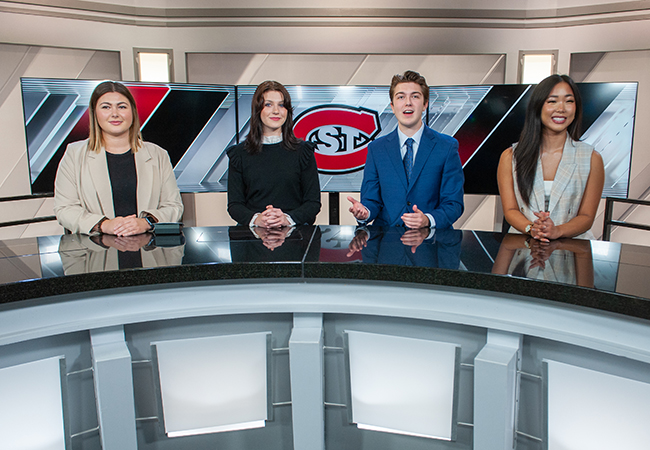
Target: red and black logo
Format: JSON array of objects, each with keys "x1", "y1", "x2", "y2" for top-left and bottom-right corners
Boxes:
[{"x1": 293, "y1": 105, "x2": 381, "y2": 174}]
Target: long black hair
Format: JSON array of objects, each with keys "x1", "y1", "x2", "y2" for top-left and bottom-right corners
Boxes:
[
  {"x1": 244, "y1": 80, "x2": 300, "y2": 154},
  {"x1": 514, "y1": 74, "x2": 583, "y2": 206}
]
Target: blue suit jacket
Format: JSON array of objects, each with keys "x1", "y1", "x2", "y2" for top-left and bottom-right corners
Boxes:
[{"x1": 360, "y1": 126, "x2": 464, "y2": 228}]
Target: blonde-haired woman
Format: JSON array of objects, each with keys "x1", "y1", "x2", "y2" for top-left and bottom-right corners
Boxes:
[{"x1": 54, "y1": 81, "x2": 183, "y2": 235}]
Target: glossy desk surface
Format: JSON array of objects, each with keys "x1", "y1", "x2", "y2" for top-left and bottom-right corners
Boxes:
[{"x1": 1, "y1": 226, "x2": 649, "y2": 321}]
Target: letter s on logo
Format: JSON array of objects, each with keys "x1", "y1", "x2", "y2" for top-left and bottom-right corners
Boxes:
[{"x1": 293, "y1": 105, "x2": 381, "y2": 174}]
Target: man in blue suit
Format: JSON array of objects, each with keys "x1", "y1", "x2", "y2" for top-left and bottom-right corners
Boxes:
[{"x1": 348, "y1": 70, "x2": 464, "y2": 228}]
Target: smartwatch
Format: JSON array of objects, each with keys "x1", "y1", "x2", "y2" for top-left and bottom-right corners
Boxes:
[{"x1": 144, "y1": 215, "x2": 155, "y2": 231}]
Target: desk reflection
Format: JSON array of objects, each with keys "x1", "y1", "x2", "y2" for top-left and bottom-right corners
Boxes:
[
  {"x1": 59, "y1": 233, "x2": 185, "y2": 274},
  {"x1": 228, "y1": 226, "x2": 321, "y2": 263},
  {"x1": 492, "y1": 234, "x2": 594, "y2": 288},
  {"x1": 347, "y1": 227, "x2": 463, "y2": 269}
]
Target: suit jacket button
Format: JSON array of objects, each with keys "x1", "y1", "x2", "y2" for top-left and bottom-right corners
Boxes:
[{"x1": 407, "y1": 202, "x2": 412, "y2": 206}]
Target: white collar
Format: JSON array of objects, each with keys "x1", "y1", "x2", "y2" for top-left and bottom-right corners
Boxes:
[
  {"x1": 263, "y1": 134, "x2": 282, "y2": 145},
  {"x1": 397, "y1": 123, "x2": 424, "y2": 148}
]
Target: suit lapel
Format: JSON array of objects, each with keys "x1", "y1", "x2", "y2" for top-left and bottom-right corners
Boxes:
[
  {"x1": 532, "y1": 157, "x2": 546, "y2": 212},
  {"x1": 408, "y1": 126, "x2": 435, "y2": 192},
  {"x1": 386, "y1": 130, "x2": 408, "y2": 190},
  {"x1": 548, "y1": 138, "x2": 576, "y2": 214},
  {"x1": 135, "y1": 144, "x2": 153, "y2": 212},
  {"x1": 88, "y1": 148, "x2": 115, "y2": 217}
]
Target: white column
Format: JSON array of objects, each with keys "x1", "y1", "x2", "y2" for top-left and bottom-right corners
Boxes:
[
  {"x1": 474, "y1": 330, "x2": 522, "y2": 450},
  {"x1": 90, "y1": 326, "x2": 137, "y2": 450},
  {"x1": 289, "y1": 313, "x2": 325, "y2": 450}
]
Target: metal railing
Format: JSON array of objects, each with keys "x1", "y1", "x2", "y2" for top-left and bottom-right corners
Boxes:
[{"x1": 603, "y1": 196, "x2": 650, "y2": 241}]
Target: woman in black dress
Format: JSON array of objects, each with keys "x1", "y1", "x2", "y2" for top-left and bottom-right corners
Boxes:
[{"x1": 227, "y1": 81, "x2": 321, "y2": 227}]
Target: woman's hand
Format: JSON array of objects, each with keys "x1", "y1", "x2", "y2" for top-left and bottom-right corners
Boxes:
[
  {"x1": 102, "y1": 215, "x2": 151, "y2": 236},
  {"x1": 256, "y1": 227, "x2": 291, "y2": 251},
  {"x1": 528, "y1": 238, "x2": 562, "y2": 269},
  {"x1": 101, "y1": 233, "x2": 151, "y2": 252},
  {"x1": 532, "y1": 211, "x2": 561, "y2": 242},
  {"x1": 254, "y1": 205, "x2": 291, "y2": 228}
]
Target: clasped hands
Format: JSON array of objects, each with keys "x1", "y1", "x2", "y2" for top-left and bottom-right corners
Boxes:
[
  {"x1": 530, "y1": 211, "x2": 560, "y2": 242},
  {"x1": 347, "y1": 196, "x2": 430, "y2": 228},
  {"x1": 254, "y1": 205, "x2": 292, "y2": 228},
  {"x1": 101, "y1": 215, "x2": 151, "y2": 236},
  {"x1": 100, "y1": 233, "x2": 152, "y2": 252},
  {"x1": 253, "y1": 205, "x2": 292, "y2": 251}
]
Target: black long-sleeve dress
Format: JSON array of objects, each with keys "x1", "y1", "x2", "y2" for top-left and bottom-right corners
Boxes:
[{"x1": 227, "y1": 141, "x2": 321, "y2": 226}]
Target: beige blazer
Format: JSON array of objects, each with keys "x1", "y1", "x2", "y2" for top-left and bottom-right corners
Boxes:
[
  {"x1": 54, "y1": 140, "x2": 183, "y2": 234},
  {"x1": 512, "y1": 137, "x2": 595, "y2": 240}
]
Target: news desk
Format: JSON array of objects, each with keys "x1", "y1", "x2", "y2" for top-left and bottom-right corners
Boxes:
[{"x1": 1, "y1": 226, "x2": 649, "y2": 450}]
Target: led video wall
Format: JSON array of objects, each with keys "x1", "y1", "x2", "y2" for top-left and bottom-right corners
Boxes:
[{"x1": 21, "y1": 78, "x2": 637, "y2": 198}]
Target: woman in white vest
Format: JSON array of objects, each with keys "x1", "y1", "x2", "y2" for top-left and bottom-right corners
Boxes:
[{"x1": 497, "y1": 74, "x2": 604, "y2": 241}]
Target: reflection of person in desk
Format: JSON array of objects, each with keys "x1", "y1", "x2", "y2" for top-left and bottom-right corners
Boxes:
[
  {"x1": 228, "y1": 226, "x2": 320, "y2": 263},
  {"x1": 492, "y1": 234, "x2": 594, "y2": 287},
  {"x1": 59, "y1": 234, "x2": 185, "y2": 274},
  {"x1": 348, "y1": 70, "x2": 464, "y2": 229},
  {"x1": 347, "y1": 227, "x2": 462, "y2": 269},
  {"x1": 54, "y1": 81, "x2": 183, "y2": 235},
  {"x1": 497, "y1": 75, "x2": 604, "y2": 241}
]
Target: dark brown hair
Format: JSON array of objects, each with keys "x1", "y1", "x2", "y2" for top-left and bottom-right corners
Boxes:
[
  {"x1": 514, "y1": 74, "x2": 583, "y2": 206},
  {"x1": 244, "y1": 80, "x2": 300, "y2": 154},
  {"x1": 88, "y1": 81, "x2": 142, "y2": 153},
  {"x1": 389, "y1": 70, "x2": 430, "y2": 105}
]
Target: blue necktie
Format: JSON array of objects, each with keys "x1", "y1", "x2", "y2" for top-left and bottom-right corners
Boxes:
[{"x1": 404, "y1": 138, "x2": 414, "y2": 183}]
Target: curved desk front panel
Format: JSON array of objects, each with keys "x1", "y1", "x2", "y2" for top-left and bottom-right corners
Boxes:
[{"x1": 1, "y1": 226, "x2": 649, "y2": 450}]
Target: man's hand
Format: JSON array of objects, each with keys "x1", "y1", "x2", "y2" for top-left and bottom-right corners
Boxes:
[
  {"x1": 347, "y1": 229, "x2": 369, "y2": 257},
  {"x1": 347, "y1": 196, "x2": 369, "y2": 221},
  {"x1": 400, "y1": 228, "x2": 428, "y2": 253},
  {"x1": 401, "y1": 205, "x2": 430, "y2": 229}
]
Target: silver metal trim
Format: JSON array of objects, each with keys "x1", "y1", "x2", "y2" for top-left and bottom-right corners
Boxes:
[
  {"x1": 324, "y1": 402, "x2": 347, "y2": 408},
  {"x1": 66, "y1": 366, "x2": 92, "y2": 376},
  {"x1": 518, "y1": 370, "x2": 543, "y2": 380},
  {"x1": 516, "y1": 430, "x2": 543, "y2": 442},
  {"x1": 135, "y1": 416, "x2": 159, "y2": 422},
  {"x1": 70, "y1": 426, "x2": 100, "y2": 439},
  {"x1": 272, "y1": 401, "x2": 292, "y2": 407}
]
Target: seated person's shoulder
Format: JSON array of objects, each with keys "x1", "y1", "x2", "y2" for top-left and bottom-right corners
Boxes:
[
  {"x1": 429, "y1": 128, "x2": 458, "y2": 147},
  {"x1": 301, "y1": 140, "x2": 317, "y2": 153},
  {"x1": 65, "y1": 139, "x2": 90, "y2": 154},
  {"x1": 368, "y1": 133, "x2": 391, "y2": 149},
  {"x1": 499, "y1": 146, "x2": 514, "y2": 162},
  {"x1": 142, "y1": 141, "x2": 167, "y2": 154},
  {"x1": 226, "y1": 142, "x2": 245, "y2": 157}
]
